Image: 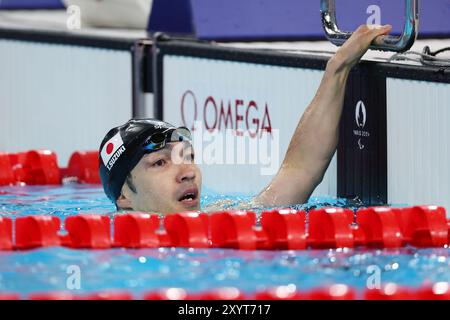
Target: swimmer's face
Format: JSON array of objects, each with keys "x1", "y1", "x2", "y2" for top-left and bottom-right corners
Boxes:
[{"x1": 116, "y1": 142, "x2": 202, "y2": 214}]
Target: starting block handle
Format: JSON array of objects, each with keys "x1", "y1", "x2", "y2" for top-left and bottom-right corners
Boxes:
[{"x1": 320, "y1": 0, "x2": 419, "y2": 52}]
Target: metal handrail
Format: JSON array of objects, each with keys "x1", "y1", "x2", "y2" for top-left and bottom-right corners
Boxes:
[{"x1": 320, "y1": 0, "x2": 419, "y2": 52}]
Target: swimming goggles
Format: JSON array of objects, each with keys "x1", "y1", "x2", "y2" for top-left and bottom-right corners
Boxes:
[{"x1": 141, "y1": 127, "x2": 192, "y2": 153}]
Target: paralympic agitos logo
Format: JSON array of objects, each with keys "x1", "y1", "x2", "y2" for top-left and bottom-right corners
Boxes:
[
  {"x1": 353, "y1": 100, "x2": 370, "y2": 150},
  {"x1": 180, "y1": 90, "x2": 273, "y2": 139}
]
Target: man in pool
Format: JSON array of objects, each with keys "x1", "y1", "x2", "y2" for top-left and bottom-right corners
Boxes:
[{"x1": 99, "y1": 24, "x2": 392, "y2": 214}]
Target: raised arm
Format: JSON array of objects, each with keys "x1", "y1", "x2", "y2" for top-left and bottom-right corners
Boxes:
[{"x1": 255, "y1": 24, "x2": 392, "y2": 207}]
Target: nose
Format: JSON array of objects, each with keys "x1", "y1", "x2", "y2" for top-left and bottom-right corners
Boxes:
[{"x1": 176, "y1": 164, "x2": 196, "y2": 183}]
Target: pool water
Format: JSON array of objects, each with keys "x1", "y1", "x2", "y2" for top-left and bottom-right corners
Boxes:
[{"x1": 0, "y1": 185, "x2": 449, "y2": 297}]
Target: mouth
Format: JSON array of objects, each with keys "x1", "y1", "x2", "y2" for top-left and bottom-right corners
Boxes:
[{"x1": 177, "y1": 187, "x2": 199, "y2": 209}]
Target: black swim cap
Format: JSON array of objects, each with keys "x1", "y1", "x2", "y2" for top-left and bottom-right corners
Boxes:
[{"x1": 99, "y1": 118, "x2": 176, "y2": 202}]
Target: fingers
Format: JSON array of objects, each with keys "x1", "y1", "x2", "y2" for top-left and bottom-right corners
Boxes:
[
  {"x1": 371, "y1": 24, "x2": 392, "y2": 36},
  {"x1": 369, "y1": 25, "x2": 392, "y2": 46},
  {"x1": 356, "y1": 24, "x2": 392, "y2": 35},
  {"x1": 353, "y1": 24, "x2": 392, "y2": 47},
  {"x1": 333, "y1": 24, "x2": 393, "y2": 69}
]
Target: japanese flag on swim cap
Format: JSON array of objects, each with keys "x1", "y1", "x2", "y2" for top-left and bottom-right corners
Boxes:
[{"x1": 99, "y1": 118, "x2": 176, "y2": 202}]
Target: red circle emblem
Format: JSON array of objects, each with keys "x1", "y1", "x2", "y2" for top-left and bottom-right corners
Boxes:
[{"x1": 106, "y1": 142, "x2": 114, "y2": 154}]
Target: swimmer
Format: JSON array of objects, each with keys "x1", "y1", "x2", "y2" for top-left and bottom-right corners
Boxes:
[{"x1": 99, "y1": 24, "x2": 392, "y2": 214}]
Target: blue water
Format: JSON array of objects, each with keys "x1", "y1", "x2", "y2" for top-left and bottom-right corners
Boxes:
[{"x1": 0, "y1": 185, "x2": 449, "y2": 298}]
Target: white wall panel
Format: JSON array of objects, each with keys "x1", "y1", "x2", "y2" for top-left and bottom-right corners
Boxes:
[
  {"x1": 163, "y1": 55, "x2": 337, "y2": 196},
  {"x1": 0, "y1": 39, "x2": 133, "y2": 166},
  {"x1": 387, "y1": 78, "x2": 450, "y2": 210}
]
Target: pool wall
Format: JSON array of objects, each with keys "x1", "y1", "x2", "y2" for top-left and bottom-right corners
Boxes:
[
  {"x1": 386, "y1": 79, "x2": 450, "y2": 211},
  {"x1": 0, "y1": 27, "x2": 152, "y2": 165}
]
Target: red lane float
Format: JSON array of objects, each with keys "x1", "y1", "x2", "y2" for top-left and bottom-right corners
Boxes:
[
  {"x1": 1, "y1": 149, "x2": 102, "y2": 186},
  {"x1": 417, "y1": 282, "x2": 450, "y2": 300},
  {"x1": 8, "y1": 152, "x2": 27, "y2": 182},
  {"x1": 395, "y1": 206, "x2": 448, "y2": 247},
  {"x1": 114, "y1": 213, "x2": 160, "y2": 248},
  {"x1": 15, "y1": 216, "x2": 60, "y2": 249},
  {"x1": 0, "y1": 293, "x2": 20, "y2": 300},
  {"x1": 0, "y1": 217, "x2": 13, "y2": 250},
  {"x1": 356, "y1": 207, "x2": 403, "y2": 248},
  {"x1": 364, "y1": 283, "x2": 415, "y2": 300},
  {"x1": 81, "y1": 291, "x2": 133, "y2": 300},
  {"x1": 13, "y1": 150, "x2": 61, "y2": 185},
  {"x1": 210, "y1": 211, "x2": 259, "y2": 250},
  {"x1": 210, "y1": 210, "x2": 307, "y2": 250},
  {"x1": 190, "y1": 288, "x2": 246, "y2": 300},
  {"x1": 1, "y1": 206, "x2": 448, "y2": 251},
  {"x1": 0, "y1": 152, "x2": 15, "y2": 185},
  {"x1": 306, "y1": 284, "x2": 356, "y2": 300},
  {"x1": 3, "y1": 283, "x2": 450, "y2": 300},
  {"x1": 254, "y1": 285, "x2": 303, "y2": 300},
  {"x1": 308, "y1": 208, "x2": 354, "y2": 249},
  {"x1": 65, "y1": 151, "x2": 100, "y2": 184},
  {"x1": 28, "y1": 291, "x2": 134, "y2": 300},
  {"x1": 63, "y1": 215, "x2": 111, "y2": 249},
  {"x1": 28, "y1": 292, "x2": 75, "y2": 300},
  {"x1": 143, "y1": 288, "x2": 188, "y2": 300},
  {"x1": 350, "y1": 223, "x2": 366, "y2": 247},
  {"x1": 164, "y1": 212, "x2": 210, "y2": 248},
  {"x1": 448, "y1": 220, "x2": 450, "y2": 243},
  {"x1": 260, "y1": 209, "x2": 307, "y2": 250},
  {"x1": 114, "y1": 212, "x2": 210, "y2": 248}
]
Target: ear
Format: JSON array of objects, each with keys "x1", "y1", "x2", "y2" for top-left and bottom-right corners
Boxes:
[
  {"x1": 115, "y1": 186, "x2": 134, "y2": 210},
  {"x1": 116, "y1": 195, "x2": 133, "y2": 210}
]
